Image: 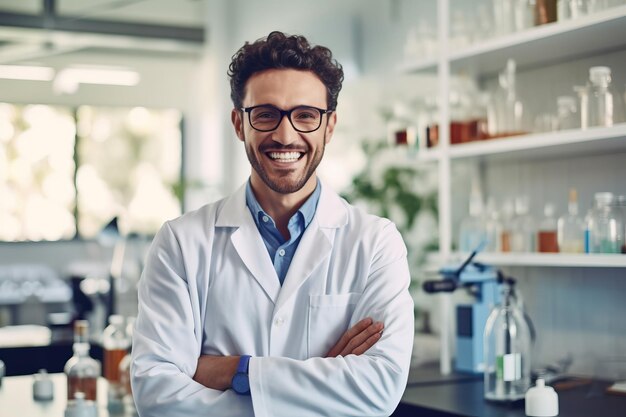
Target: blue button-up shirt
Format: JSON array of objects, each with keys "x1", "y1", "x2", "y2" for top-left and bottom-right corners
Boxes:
[{"x1": 245, "y1": 180, "x2": 321, "y2": 285}]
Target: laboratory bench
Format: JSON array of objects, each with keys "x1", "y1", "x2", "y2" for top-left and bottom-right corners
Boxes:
[
  {"x1": 1, "y1": 364, "x2": 625, "y2": 416},
  {"x1": 394, "y1": 363, "x2": 626, "y2": 417},
  {"x1": 0, "y1": 373, "x2": 121, "y2": 417}
]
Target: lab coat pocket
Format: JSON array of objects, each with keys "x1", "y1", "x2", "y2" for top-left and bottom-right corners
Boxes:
[{"x1": 308, "y1": 292, "x2": 361, "y2": 358}]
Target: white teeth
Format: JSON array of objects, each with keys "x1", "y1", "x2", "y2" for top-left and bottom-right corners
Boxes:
[{"x1": 268, "y1": 152, "x2": 302, "y2": 161}]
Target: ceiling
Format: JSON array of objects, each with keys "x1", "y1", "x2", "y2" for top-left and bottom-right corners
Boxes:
[{"x1": 0, "y1": 0, "x2": 206, "y2": 64}]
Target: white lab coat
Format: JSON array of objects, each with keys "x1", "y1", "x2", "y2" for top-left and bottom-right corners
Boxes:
[{"x1": 131, "y1": 181, "x2": 414, "y2": 417}]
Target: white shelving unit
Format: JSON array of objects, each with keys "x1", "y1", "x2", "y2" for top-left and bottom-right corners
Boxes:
[{"x1": 402, "y1": 1, "x2": 626, "y2": 269}]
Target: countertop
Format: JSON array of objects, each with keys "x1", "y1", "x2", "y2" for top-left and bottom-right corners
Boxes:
[
  {"x1": 397, "y1": 364, "x2": 626, "y2": 417},
  {"x1": 0, "y1": 373, "x2": 133, "y2": 417}
]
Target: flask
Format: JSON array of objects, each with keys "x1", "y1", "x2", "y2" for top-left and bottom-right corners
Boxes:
[
  {"x1": 587, "y1": 66, "x2": 614, "y2": 127},
  {"x1": 510, "y1": 196, "x2": 535, "y2": 252},
  {"x1": 64, "y1": 342, "x2": 100, "y2": 401},
  {"x1": 586, "y1": 192, "x2": 624, "y2": 253},
  {"x1": 557, "y1": 188, "x2": 585, "y2": 253},
  {"x1": 484, "y1": 281, "x2": 532, "y2": 402},
  {"x1": 103, "y1": 315, "x2": 130, "y2": 411},
  {"x1": 537, "y1": 203, "x2": 559, "y2": 253}
]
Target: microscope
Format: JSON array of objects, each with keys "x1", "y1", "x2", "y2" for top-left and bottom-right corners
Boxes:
[{"x1": 423, "y1": 247, "x2": 502, "y2": 374}]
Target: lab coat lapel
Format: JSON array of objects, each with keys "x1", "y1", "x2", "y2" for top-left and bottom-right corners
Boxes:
[
  {"x1": 216, "y1": 185, "x2": 280, "y2": 304},
  {"x1": 275, "y1": 182, "x2": 348, "y2": 311}
]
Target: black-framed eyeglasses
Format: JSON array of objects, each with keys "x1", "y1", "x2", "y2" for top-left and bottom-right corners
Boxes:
[{"x1": 241, "y1": 104, "x2": 332, "y2": 133}]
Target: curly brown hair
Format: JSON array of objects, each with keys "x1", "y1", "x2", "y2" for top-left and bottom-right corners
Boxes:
[{"x1": 228, "y1": 31, "x2": 344, "y2": 111}]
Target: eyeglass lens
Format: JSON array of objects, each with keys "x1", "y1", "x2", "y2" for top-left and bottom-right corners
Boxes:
[{"x1": 249, "y1": 106, "x2": 322, "y2": 132}]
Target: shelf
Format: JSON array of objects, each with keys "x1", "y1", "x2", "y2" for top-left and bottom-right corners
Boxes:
[
  {"x1": 446, "y1": 123, "x2": 626, "y2": 161},
  {"x1": 426, "y1": 252, "x2": 626, "y2": 268},
  {"x1": 464, "y1": 252, "x2": 626, "y2": 268},
  {"x1": 449, "y1": 5, "x2": 626, "y2": 76}
]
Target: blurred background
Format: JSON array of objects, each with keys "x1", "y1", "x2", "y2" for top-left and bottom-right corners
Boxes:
[{"x1": 0, "y1": 0, "x2": 626, "y2": 414}]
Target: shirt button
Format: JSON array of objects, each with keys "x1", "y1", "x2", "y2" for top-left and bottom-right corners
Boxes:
[
  {"x1": 278, "y1": 249, "x2": 286, "y2": 256},
  {"x1": 262, "y1": 215, "x2": 269, "y2": 223},
  {"x1": 274, "y1": 317, "x2": 285, "y2": 327}
]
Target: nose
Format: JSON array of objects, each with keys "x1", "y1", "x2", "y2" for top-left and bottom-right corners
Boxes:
[{"x1": 270, "y1": 114, "x2": 299, "y2": 145}]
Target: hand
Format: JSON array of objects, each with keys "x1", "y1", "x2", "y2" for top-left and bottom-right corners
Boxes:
[
  {"x1": 193, "y1": 355, "x2": 240, "y2": 391},
  {"x1": 325, "y1": 317, "x2": 384, "y2": 358}
]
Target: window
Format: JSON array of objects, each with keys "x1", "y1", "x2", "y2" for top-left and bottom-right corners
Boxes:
[{"x1": 0, "y1": 103, "x2": 183, "y2": 242}]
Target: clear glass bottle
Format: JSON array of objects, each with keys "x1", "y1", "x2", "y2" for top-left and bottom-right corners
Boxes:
[
  {"x1": 491, "y1": 59, "x2": 525, "y2": 138},
  {"x1": 119, "y1": 316, "x2": 136, "y2": 415},
  {"x1": 585, "y1": 192, "x2": 624, "y2": 253},
  {"x1": 614, "y1": 195, "x2": 626, "y2": 254},
  {"x1": 557, "y1": 0, "x2": 571, "y2": 20},
  {"x1": 458, "y1": 181, "x2": 487, "y2": 252},
  {"x1": 484, "y1": 282, "x2": 532, "y2": 402},
  {"x1": 510, "y1": 196, "x2": 536, "y2": 252},
  {"x1": 537, "y1": 203, "x2": 559, "y2": 253},
  {"x1": 500, "y1": 199, "x2": 515, "y2": 252},
  {"x1": 64, "y1": 342, "x2": 101, "y2": 401},
  {"x1": 569, "y1": 0, "x2": 586, "y2": 18},
  {"x1": 485, "y1": 197, "x2": 503, "y2": 252},
  {"x1": 587, "y1": 66, "x2": 614, "y2": 127},
  {"x1": 558, "y1": 188, "x2": 585, "y2": 253},
  {"x1": 103, "y1": 315, "x2": 131, "y2": 411},
  {"x1": 555, "y1": 96, "x2": 579, "y2": 130}
]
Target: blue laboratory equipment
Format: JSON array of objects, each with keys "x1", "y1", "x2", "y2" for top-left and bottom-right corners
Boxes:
[{"x1": 422, "y1": 246, "x2": 502, "y2": 374}]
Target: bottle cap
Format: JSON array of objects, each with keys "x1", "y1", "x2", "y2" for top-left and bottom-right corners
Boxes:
[
  {"x1": 65, "y1": 392, "x2": 98, "y2": 417},
  {"x1": 589, "y1": 66, "x2": 611, "y2": 85},
  {"x1": 109, "y1": 314, "x2": 124, "y2": 326},
  {"x1": 525, "y1": 378, "x2": 559, "y2": 416},
  {"x1": 33, "y1": 369, "x2": 54, "y2": 401}
]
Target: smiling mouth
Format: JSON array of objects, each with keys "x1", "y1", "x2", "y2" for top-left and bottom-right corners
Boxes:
[{"x1": 266, "y1": 151, "x2": 305, "y2": 163}]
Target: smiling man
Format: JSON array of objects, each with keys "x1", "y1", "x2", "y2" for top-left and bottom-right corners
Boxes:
[{"x1": 131, "y1": 31, "x2": 414, "y2": 417}]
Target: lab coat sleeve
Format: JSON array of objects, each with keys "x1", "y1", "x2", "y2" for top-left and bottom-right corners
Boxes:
[
  {"x1": 249, "y1": 221, "x2": 415, "y2": 417},
  {"x1": 131, "y1": 221, "x2": 253, "y2": 417}
]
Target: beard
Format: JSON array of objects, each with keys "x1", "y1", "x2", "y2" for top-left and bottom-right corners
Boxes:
[{"x1": 244, "y1": 133, "x2": 325, "y2": 195}]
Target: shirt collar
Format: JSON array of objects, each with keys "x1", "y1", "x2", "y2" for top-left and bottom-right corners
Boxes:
[{"x1": 245, "y1": 179, "x2": 321, "y2": 228}]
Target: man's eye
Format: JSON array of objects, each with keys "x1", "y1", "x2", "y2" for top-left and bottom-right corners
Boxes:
[
  {"x1": 295, "y1": 111, "x2": 317, "y2": 120},
  {"x1": 254, "y1": 112, "x2": 278, "y2": 120}
]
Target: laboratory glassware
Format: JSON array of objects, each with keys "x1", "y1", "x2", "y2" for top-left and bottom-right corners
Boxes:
[
  {"x1": 587, "y1": 66, "x2": 614, "y2": 127},
  {"x1": 557, "y1": 188, "x2": 585, "y2": 253},
  {"x1": 585, "y1": 192, "x2": 624, "y2": 253},
  {"x1": 65, "y1": 342, "x2": 101, "y2": 401},
  {"x1": 103, "y1": 314, "x2": 131, "y2": 411},
  {"x1": 537, "y1": 203, "x2": 559, "y2": 252},
  {"x1": 484, "y1": 280, "x2": 532, "y2": 402},
  {"x1": 510, "y1": 197, "x2": 536, "y2": 252},
  {"x1": 555, "y1": 96, "x2": 578, "y2": 130}
]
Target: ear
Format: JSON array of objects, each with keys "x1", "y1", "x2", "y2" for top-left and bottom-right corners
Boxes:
[
  {"x1": 324, "y1": 111, "x2": 337, "y2": 144},
  {"x1": 231, "y1": 108, "x2": 245, "y2": 142}
]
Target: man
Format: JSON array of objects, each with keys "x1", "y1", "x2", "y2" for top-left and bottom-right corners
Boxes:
[{"x1": 131, "y1": 31, "x2": 414, "y2": 417}]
